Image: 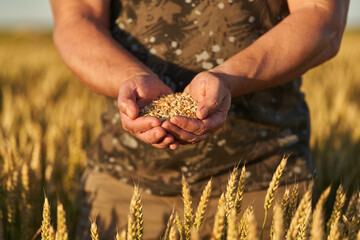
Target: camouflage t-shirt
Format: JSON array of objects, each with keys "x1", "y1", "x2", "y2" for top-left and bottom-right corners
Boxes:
[{"x1": 87, "y1": 0, "x2": 314, "y2": 196}]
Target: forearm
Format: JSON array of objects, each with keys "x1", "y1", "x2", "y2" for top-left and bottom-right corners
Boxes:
[
  {"x1": 214, "y1": 0, "x2": 349, "y2": 97},
  {"x1": 51, "y1": 1, "x2": 153, "y2": 98}
]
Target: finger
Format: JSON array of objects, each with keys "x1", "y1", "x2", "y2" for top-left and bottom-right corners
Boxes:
[
  {"x1": 152, "y1": 134, "x2": 175, "y2": 149},
  {"x1": 169, "y1": 141, "x2": 179, "y2": 150},
  {"x1": 197, "y1": 93, "x2": 222, "y2": 120},
  {"x1": 168, "y1": 116, "x2": 208, "y2": 136},
  {"x1": 133, "y1": 126, "x2": 167, "y2": 144},
  {"x1": 118, "y1": 84, "x2": 138, "y2": 119},
  {"x1": 163, "y1": 120, "x2": 208, "y2": 144},
  {"x1": 121, "y1": 114, "x2": 161, "y2": 133}
]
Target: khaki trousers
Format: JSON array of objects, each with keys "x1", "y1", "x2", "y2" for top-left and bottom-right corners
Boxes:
[{"x1": 76, "y1": 170, "x2": 308, "y2": 240}]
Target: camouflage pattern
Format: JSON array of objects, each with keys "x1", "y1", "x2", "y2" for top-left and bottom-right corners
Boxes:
[{"x1": 87, "y1": 0, "x2": 314, "y2": 196}]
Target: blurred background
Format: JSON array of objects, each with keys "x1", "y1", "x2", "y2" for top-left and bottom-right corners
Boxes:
[{"x1": 0, "y1": 1, "x2": 359, "y2": 239}]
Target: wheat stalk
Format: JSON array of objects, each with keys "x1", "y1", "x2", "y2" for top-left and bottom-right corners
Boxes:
[
  {"x1": 194, "y1": 178, "x2": 212, "y2": 230},
  {"x1": 235, "y1": 166, "x2": 246, "y2": 215},
  {"x1": 211, "y1": 193, "x2": 226, "y2": 240},
  {"x1": 310, "y1": 187, "x2": 330, "y2": 240},
  {"x1": 182, "y1": 175, "x2": 194, "y2": 240},
  {"x1": 261, "y1": 156, "x2": 287, "y2": 239},
  {"x1": 42, "y1": 196, "x2": 51, "y2": 240}
]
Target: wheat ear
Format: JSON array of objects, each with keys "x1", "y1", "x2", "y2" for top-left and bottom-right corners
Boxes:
[
  {"x1": 297, "y1": 202, "x2": 312, "y2": 240},
  {"x1": 175, "y1": 212, "x2": 184, "y2": 240},
  {"x1": 248, "y1": 210, "x2": 259, "y2": 240},
  {"x1": 190, "y1": 227, "x2": 199, "y2": 240},
  {"x1": 169, "y1": 220, "x2": 178, "y2": 240},
  {"x1": 310, "y1": 187, "x2": 330, "y2": 240},
  {"x1": 225, "y1": 167, "x2": 239, "y2": 217},
  {"x1": 286, "y1": 183, "x2": 299, "y2": 232},
  {"x1": 42, "y1": 196, "x2": 51, "y2": 240},
  {"x1": 211, "y1": 193, "x2": 226, "y2": 240},
  {"x1": 127, "y1": 186, "x2": 140, "y2": 240},
  {"x1": 56, "y1": 201, "x2": 68, "y2": 240},
  {"x1": 194, "y1": 178, "x2": 212, "y2": 230},
  {"x1": 182, "y1": 175, "x2": 194, "y2": 240},
  {"x1": 272, "y1": 202, "x2": 284, "y2": 240},
  {"x1": 345, "y1": 190, "x2": 359, "y2": 224},
  {"x1": 49, "y1": 225, "x2": 55, "y2": 240},
  {"x1": 163, "y1": 209, "x2": 175, "y2": 240},
  {"x1": 327, "y1": 185, "x2": 346, "y2": 233},
  {"x1": 286, "y1": 186, "x2": 312, "y2": 239},
  {"x1": 239, "y1": 205, "x2": 253, "y2": 239},
  {"x1": 261, "y1": 156, "x2": 287, "y2": 240},
  {"x1": 357, "y1": 230, "x2": 360, "y2": 240},
  {"x1": 226, "y1": 209, "x2": 238, "y2": 240},
  {"x1": 90, "y1": 220, "x2": 99, "y2": 240},
  {"x1": 235, "y1": 166, "x2": 246, "y2": 214}
]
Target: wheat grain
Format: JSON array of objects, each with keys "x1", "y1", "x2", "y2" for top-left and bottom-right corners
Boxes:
[
  {"x1": 140, "y1": 92, "x2": 198, "y2": 121},
  {"x1": 194, "y1": 178, "x2": 212, "y2": 230}
]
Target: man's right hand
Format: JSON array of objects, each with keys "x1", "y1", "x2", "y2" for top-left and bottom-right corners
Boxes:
[{"x1": 118, "y1": 74, "x2": 179, "y2": 150}]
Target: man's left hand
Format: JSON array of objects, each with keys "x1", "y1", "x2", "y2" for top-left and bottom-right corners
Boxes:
[{"x1": 162, "y1": 71, "x2": 231, "y2": 145}]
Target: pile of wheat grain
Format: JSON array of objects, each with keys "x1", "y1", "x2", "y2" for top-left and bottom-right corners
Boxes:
[{"x1": 140, "y1": 92, "x2": 198, "y2": 121}]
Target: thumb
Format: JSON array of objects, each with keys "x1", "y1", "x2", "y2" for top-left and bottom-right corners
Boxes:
[
  {"x1": 196, "y1": 91, "x2": 222, "y2": 120},
  {"x1": 118, "y1": 87, "x2": 139, "y2": 120}
]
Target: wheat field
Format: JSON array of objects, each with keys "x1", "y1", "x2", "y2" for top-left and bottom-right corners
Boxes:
[{"x1": 0, "y1": 30, "x2": 359, "y2": 239}]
